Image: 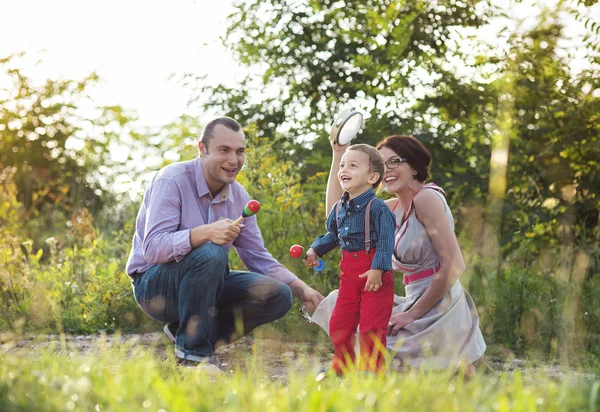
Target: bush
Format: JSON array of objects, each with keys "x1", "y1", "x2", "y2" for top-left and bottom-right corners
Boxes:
[{"x1": 0, "y1": 169, "x2": 152, "y2": 333}]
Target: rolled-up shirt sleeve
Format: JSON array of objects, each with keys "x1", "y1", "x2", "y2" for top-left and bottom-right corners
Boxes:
[
  {"x1": 233, "y1": 194, "x2": 297, "y2": 284},
  {"x1": 370, "y1": 203, "x2": 396, "y2": 271},
  {"x1": 142, "y1": 178, "x2": 192, "y2": 265},
  {"x1": 310, "y1": 205, "x2": 339, "y2": 257}
]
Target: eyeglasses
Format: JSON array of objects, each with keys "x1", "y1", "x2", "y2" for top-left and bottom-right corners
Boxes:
[{"x1": 384, "y1": 157, "x2": 408, "y2": 169}]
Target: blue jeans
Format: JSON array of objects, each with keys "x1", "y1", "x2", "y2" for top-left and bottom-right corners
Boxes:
[{"x1": 132, "y1": 243, "x2": 293, "y2": 362}]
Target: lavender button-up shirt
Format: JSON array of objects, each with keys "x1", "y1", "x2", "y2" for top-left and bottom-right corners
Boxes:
[{"x1": 125, "y1": 157, "x2": 298, "y2": 285}]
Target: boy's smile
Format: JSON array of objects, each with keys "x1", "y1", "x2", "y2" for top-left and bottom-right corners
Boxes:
[{"x1": 338, "y1": 150, "x2": 379, "y2": 199}]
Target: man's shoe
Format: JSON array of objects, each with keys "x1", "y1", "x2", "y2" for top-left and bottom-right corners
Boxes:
[
  {"x1": 176, "y1": 358, "x2": 224, "y2": 377},
  {"x1": 163, "y1": 323, "x2": 177, "y2": 344}
]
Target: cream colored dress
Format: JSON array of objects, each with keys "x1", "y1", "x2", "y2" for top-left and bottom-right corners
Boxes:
[{"x1": 310, "y1": 184, "x2": 486, "y2": 370}]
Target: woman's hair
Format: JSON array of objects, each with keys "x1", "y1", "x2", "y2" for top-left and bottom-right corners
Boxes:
[
  {"x1": 346, "y1": 144, "x2": 385, "y2": 187},
  {"x1": 376, "y1": 135, "x2": 432, "y2": 182}
]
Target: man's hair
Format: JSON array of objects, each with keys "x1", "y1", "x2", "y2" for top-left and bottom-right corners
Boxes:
[
  {"x1": 346, "y1": 144, "x2": 385, "y2": 187},
  {"x1": 201, "y1": 117, "x2": 242, "y2": 150}
]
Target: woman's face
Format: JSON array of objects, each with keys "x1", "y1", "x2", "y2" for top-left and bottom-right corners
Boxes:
[{"x1": 379, "y1": 146, "x2": 416, "y2": 195}]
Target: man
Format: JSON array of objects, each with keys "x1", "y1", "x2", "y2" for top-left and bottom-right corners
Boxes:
[{"x1": 126, "y1": 117, "x2": 324, "y2": 371}]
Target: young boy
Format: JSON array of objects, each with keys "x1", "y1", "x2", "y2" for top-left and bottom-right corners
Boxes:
[{"x1": 304, "y1": 144, "x2": 396, "y2": 374}]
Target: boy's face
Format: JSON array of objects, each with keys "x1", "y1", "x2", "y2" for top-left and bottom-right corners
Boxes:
[{"x1": 338, "y1": 150, "x2": 379, "y2": 198}]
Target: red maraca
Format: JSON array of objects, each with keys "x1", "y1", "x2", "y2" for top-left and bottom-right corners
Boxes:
[
  {"x1": 290, "y1": 244, "x2": 304, "y2": 259},
  {"x1": 233, "y1": 200, "x2": 260, "y2": 225},
  {"x1": 289, "y1": 244, "x2": 325, "y2": 272}
]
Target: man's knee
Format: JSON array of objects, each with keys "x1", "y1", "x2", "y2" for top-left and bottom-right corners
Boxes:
[
  {"x1": 186, "y1": 243, "x2": 228, "y2": 282},
  {"x1": 271, "y1": 283, "x2": 293, "y2": 318}
]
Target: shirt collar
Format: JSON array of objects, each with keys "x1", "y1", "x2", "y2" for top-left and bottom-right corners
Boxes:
[
  {"x1": 340, "y1": 188, "x2": 376, "y2": 209},
  {"x1": 194, "y1": 157, "x2": 232, "y2": 203}
]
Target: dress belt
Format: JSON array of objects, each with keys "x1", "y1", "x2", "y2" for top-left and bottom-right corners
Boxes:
[{"x1": 403, "y1": 266, "x2": 440, "y2": 285}]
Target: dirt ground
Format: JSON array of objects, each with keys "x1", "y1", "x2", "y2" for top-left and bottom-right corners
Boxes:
[{"x1": 0, "y1": 332, "x2": 595, "y2": 382}]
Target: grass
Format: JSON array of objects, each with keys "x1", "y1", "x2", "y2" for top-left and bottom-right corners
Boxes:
[{"x1": 1, "y1": 335, "x2": 598, "y2": 412}]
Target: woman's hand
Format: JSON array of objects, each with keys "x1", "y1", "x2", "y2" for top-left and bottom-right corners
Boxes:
[
  {"x1": 387, "y1": 311, "x2": 417, "y2": 336},
  {"x1": 330, "y1": 139, "x2": 349, "y2": 154},
  {"x1": 329, "y1": 121, "x2": 350, "y2": 152},
  {"x1": 330, "y1": 135, "x2": 350, "y2": 154}
]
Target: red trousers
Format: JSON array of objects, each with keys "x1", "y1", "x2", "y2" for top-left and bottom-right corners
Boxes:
[{"x1": 329, "y1": 249, "x2": 394, "y2": 374}]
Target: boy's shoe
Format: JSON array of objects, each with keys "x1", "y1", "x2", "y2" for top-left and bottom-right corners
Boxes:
[
  {"x1": 163, "y1": 323, "x2": 177, "y2": 344},
  {"x1": 315, "y1": 370, "x2": 328, "y2": 382},
  {"x1": 315, "y1": 366, "x2": 340, "y2": 382}
]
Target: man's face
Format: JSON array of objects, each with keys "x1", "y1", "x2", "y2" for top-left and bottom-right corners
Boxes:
[{"x1": 199, "y1": 124, "x2": 246, "y2": 195}]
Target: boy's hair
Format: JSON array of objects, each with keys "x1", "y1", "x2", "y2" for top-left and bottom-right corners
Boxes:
[{"x1": 346, "y1": 144, "x2": 385, "y2": 187}]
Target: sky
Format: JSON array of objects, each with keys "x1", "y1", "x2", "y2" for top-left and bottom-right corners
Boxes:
[{"x1": 0, "y1": 0, "x2": 242, "y2": 127}]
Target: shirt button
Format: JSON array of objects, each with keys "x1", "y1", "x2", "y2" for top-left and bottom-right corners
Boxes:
[
  {"x1": 347, "y1": 212, "x2": 351, "y2": 216},
  {"x1": 353, "y1": 254, "x2": 358, "y2": 258},
  {"x1": 345, "y1": 227, "x2": 349, "y2": 230}
]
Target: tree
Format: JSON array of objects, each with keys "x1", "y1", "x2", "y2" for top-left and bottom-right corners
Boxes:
[
  {"x1": 492, "y1": 9, "x2": 600, "y2": 253},
  {"x1": 191, "y1": 0, "x2": 500, "y2": 214},
  {"x1": 0, "y1": 53, "x2": 141, "y2": 243}
]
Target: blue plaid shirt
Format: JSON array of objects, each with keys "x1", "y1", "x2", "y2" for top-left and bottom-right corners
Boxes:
[{"x1": 310, "y1": 189, "x2": 396, "y2": 271}]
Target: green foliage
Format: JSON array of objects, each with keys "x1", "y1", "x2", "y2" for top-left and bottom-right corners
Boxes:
[
  {"x1": 191, "y1": 0, "x2": 500, "y2": 200},
  {"x1": 0, "y1": 171, "x2": 149, "y2": 333},
  {"x1": 0, "y1": 345, "x2": 598, "y2": 411},
  {"x1": 465, "y1": 227, "x2": 600, "y2": 361},
  {"x1": 493, "y1": 10, "x2": 600, "y2": 257},
  {"x1": 0, "y1": 53, "x2": 142, "y2": 246},
  {"x1": 0, "y1": 169, "x2": 36, "y2": 330}
]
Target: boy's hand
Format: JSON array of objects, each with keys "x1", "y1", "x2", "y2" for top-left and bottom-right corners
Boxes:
[
  {"x1": 303, "y1": 248, "x2": 319, "y2": 268},
  {"x1": 359, "y1": 269, "x2": 383, "y2": 292}
]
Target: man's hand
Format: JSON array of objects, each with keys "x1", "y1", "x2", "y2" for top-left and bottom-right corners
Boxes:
[
  {"x1": 190, "y1": 219, "x2": 242, "y2": 247},
  {"x1": 303, "y1": 248, "x2": 319, "y2": 268},
  {"x1": 387, "y1": 311, "x2": 416, "y2": 336},
  {"x1": 359, "y1": 269, "x2": 383, "y2": 292},
  {"x1": 301, "y1": 287, "x2": 325, "y2": 314},
  {"x1": 209, "y1": 219, "x2": 243, "y2": 245},
  {"x1": 288, "y1": 279, "x2": 324, "y2": 314}
]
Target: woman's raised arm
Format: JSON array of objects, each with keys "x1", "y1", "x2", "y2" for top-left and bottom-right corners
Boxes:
[
  {"x1": 325, "y1": 143, "x2": 347, "y2": 215},
  {"x1": 325, "y1": 124, "x2": 349, "y2": 215}
]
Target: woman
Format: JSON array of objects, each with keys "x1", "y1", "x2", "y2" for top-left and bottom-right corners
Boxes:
[{"x1": 311, "y1": 134, "x2": 486, "y2": 373}]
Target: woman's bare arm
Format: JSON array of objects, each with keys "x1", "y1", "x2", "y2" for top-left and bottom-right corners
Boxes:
[
  {"x1": 405, "y1": 190, "x2": 465, "y2": 319},
  {"x1": 325, "y1": 143, "x2": 347, "y2": 216}
]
